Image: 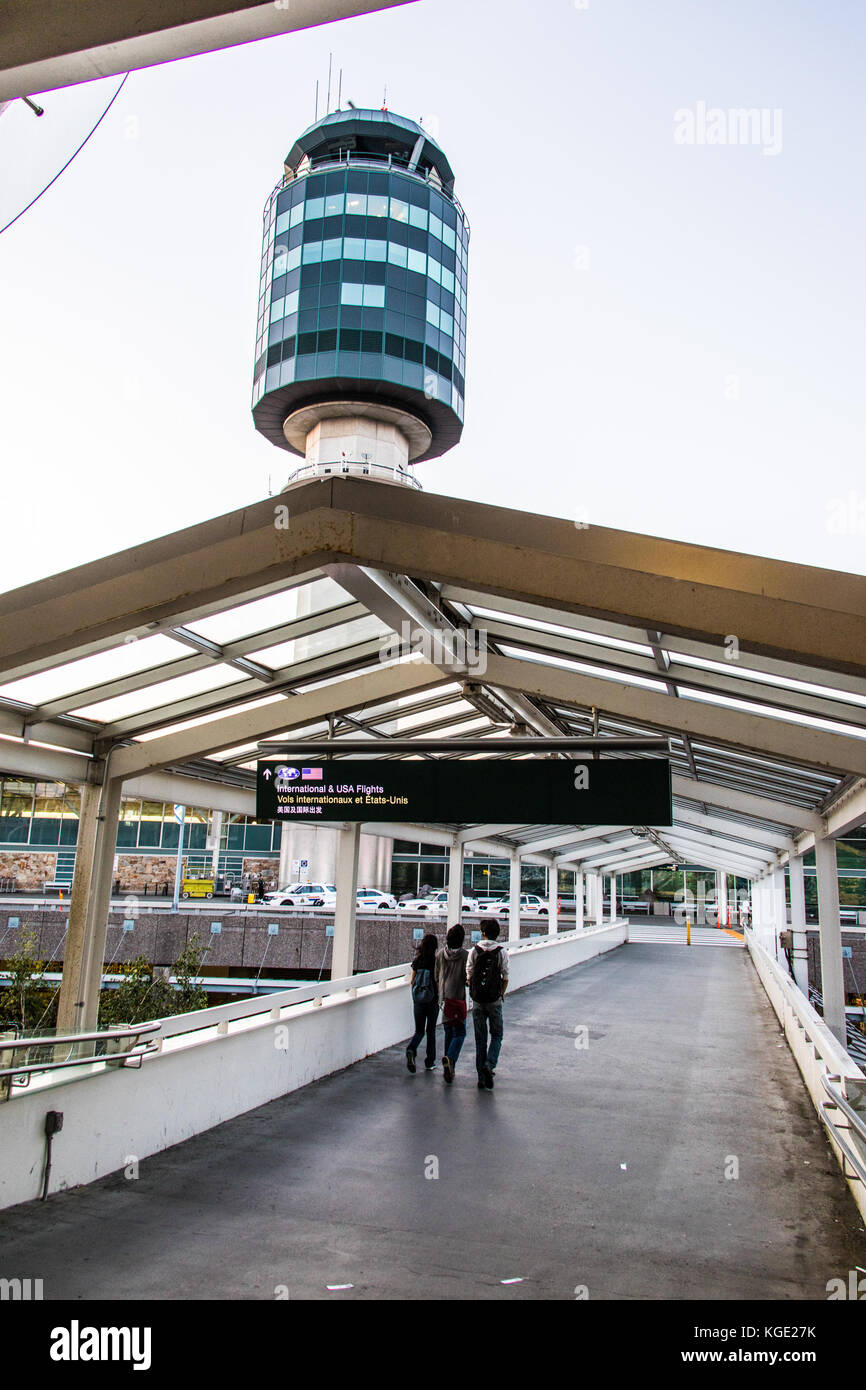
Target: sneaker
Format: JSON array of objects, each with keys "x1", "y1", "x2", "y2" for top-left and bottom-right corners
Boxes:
[
  {"x1": 406, "y1": 1048, "x2": 416, "y2": 1073},
  {"x1": 424, "y1": 1059, "x2": 436, "y2": 1070},
  {"x1": 442, "y1": 1056, "x2": 454, "y2": 1084},
  {"x1": 482, "y1": 1064, "x2": 494, "y2": 1090},
  {"x1": 477, "y1": 1075, "x2": 486, "y2": 1089}
]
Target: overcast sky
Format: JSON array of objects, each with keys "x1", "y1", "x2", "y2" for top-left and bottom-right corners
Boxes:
[{"x1": 1, "y1": 0, "x2": 864, "y2": 592}]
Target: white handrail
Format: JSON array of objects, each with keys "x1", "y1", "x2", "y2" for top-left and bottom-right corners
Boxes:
[{"x1": 155, "y1": 924, "x2": 621, "y2": 1041}]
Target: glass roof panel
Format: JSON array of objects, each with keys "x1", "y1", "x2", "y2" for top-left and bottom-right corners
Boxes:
[
  {"x1": 468, "y1": 605, "x2": 653, "y2": 657},
  {"x1": 497, "y1": 644, "x2": 669, "y2": 693},
  {"x1": 683, "y1": 686, "x2": 866, "y2": 739},
  {"x1": 184, "y1": 575, "x2": 345, "y2": 645},
  {"x1": 670, "y1": 649, "x2": 866, "y2": 707},
  {"x1": 249, "y1": 614, "x2": 389, "y2": 668},
  {"x1": 0, "y1": 634, "x2": 189, "y2": 706},
  {"x1": 72, "y1": 666, "x2": 245, "y2": 723},
  {"x1": 134, "y1": 693, "x2": 289, "y2": 743}
]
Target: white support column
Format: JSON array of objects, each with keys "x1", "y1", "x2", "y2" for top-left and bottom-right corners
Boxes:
[
  {"x1": 208, "y1": 810, "x2": 224, "y2": 879},
  {"x1": 331, "y1": 823, "x2": 361, "y2": 980},
  {"x1": 815, "y1": 838, "x2": 846, "y2": 1044},
  {"x1": 788, "y1": 855, "x2": 809, "y2": 996},
  {"x1": 609, "y1": 873, "x2": 617, "y2": 922},
  {"x1": 752, "y1": 872, "x2": 773, "y2": 954},
  {"x1": 508, "y1": 849, "x2": 522, "y2": 943},
  {"x1": 772, "y1": 866, "x2": 787, "y2": 963},
  {"x1": 58, "y1": 775, "x2": 117, "y2": 1034},
  {"x1": 588, "y1": 871, "x2": 600, "y2": 925},
  {"x1": 77, "y1": 777, "x2": 124, "y2": 1033},
  {"x1": 446, "y1": 840, "x2": 464, "y2": 926},
  {"x1": 575, "y1": 867, "x2": 585, "y2": 930},
  {"x1": 547, "y1": 862, "x2": 559, "y2": 935},
  {"x1": 716, "y1": 871, "x2": 728, "y2": 928}
]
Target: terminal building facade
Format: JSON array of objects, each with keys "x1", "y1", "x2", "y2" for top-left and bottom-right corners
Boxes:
[{"x1": 0, "y1": 776, "x2": 862, "y2": 912}]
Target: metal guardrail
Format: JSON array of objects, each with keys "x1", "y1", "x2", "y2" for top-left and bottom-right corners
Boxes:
[
  {"x1": 151, "y1": 927, "x2": 603, "y2": 1041},
  {"x1": 0, "y1": 925, "x2": 621, "y2": 1091},
  {"x1": 285, "y1": 460, "x2": 423, "y2": 490},
  {"x1": 820, "y1": 1073, "x2": 866, "y2": 1184},
  {"x1": 0, "y1": 1023, "x2": 161, "y2": 1099}
]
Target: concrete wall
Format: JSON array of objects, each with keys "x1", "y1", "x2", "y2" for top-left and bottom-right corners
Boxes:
[
  {"x1": 806, "y1": 930, "x2": 866, "y2": 1001},
  {"x1": 0, "y1": 923, "x2": 627, "y2": 1212},
  {"x1": 0, "y1": 906, "x2": 560, "y2": 974}
]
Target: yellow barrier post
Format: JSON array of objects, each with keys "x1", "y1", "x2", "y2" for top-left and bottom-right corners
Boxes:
[{"x1": 686, "y1": 916, "x2": 691, "y2": 946}]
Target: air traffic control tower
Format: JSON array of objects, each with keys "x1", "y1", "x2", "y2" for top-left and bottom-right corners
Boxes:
[{"x1": 252, "y1": 108, "x2": 469, "y2": 489}]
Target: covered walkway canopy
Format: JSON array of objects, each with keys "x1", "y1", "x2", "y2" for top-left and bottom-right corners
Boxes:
[
  {"x1": 0, "y1": 0, "x2": 416, "y2": 101},
  {"x1": 0, "y1": 478, "x2": 864, "y2": 1032}
]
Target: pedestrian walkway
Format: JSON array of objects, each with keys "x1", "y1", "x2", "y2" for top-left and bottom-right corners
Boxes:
[
  {"x1": 628, "y1": 915, "x2": 745, "y2": 948},
  {"x1": 0, "y1": 943, "x2": 862, "y2": 1300}
]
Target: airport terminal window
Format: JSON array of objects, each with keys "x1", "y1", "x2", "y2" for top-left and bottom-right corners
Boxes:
[
  {"x1": 117, "y1": 799, "x2": 140, "y2": 847},
  {"x1": 0, "y1": 783, "x2": 34, "y2": 834},
  {"x1": 136, "y1": 801, "x2": 163, "y2": 848}
]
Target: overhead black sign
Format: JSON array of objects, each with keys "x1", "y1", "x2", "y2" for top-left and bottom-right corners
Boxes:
[{"x1": 255, "y1": 759, "x2": 672, "y2": 826}]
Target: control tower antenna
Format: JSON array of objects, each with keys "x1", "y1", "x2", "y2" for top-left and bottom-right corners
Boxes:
[
  {"x1": 252, "y1": 107, "x2": 470, "y2": 493},
  {"x1": 326, "y1": 52, "x2": 332, "y2": 114}
]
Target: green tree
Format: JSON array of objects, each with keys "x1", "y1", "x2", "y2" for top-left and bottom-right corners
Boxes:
[
  {"x1": 98, "y1": 956, "x2": 175, "y2": 1028},
  {"x1": 173, "y1": 932, "x2": 209, "y2": 1014},
  {"x1": 0, "y1": 928, "x2": 56, "y2": 1032},
  {"x1": 97, "y1": 937, "x2": 210, "y2": 1027}
]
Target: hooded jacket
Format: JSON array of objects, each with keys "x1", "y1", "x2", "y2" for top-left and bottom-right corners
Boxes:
[{"x1": 435, "y1": 944, "x2": 468, "y2": 1002}]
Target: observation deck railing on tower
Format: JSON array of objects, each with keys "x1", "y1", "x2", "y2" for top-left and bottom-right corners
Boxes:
[{"x1": 284, "y1": 459, "x2": 423, "y2": 490}]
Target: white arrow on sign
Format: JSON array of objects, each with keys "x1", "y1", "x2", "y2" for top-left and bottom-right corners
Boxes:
[{"x1": 263, "y1": 769, "x2": 272, "y2": 780}]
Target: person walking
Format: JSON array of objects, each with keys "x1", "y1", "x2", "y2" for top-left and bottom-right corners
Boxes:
[
  {"x1": 467, "y1": 919, "x2": 508, "y2": 1090},
  {"x1": 406, "y1": 932, "x2": 440, "y2": 1073},
  {"x1": 435, "y1": 924, "x2": 469, "y2": 1084}
]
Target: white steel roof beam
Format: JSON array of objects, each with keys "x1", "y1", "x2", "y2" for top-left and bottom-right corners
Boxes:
[
  {"x1": 672, "y1": 803, "x2": 796, "y2": 853},
  {"x1": 480, "y1": 652, "x2": 866, "y2": 778}
]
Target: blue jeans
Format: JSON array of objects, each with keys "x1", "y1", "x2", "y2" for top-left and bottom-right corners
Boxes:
[
  {"x1": 443, "y1": 1019, "x2": 466, "y2": 1066},
  {"x1": 473, "y1": 1001, "x2": 503, "y2": 1074},
  {"x1": 409, "y1": 999, "x2": 439, "y2": 1064}
]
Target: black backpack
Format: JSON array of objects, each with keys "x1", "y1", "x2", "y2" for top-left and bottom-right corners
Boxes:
[
  {"x1": 412, "y1": 967, "x2": 436, "y2": 1005},
  {"x1": 469, "y1": 946, "x2": 503, "y2": 1004}
]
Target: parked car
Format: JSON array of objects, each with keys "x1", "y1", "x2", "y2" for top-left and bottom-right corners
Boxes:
[
  {"x1": 399, "y1": 891, "x2": 479, "y2": 914},
  {"x1": 357, "y1": 889, "x2": 398, "y2": 911},
  {"x1": 263, "y1": 881, "x2": 309, "y2": 906},
  {"x1": 428, "y1": 890, "x2": 479, "y2": 912},
  {"x1": 263, "y1": 882, "x2": 336, "y2": 908},
  {"x1": 485, "y1": 893, "x2": 548, "y2": 916},
  {"x1": 296, "y1": 883, "x2": 337, "y2": 908}
]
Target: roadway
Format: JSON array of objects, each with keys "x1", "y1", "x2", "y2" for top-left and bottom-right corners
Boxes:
[{"x1": 1, "y1": 938, "x2": 863, "y2": 1299}]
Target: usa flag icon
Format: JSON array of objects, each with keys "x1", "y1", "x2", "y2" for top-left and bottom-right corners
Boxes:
[{"x1": 302, "y1": 768, "x2": 323, "y2": 780}]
